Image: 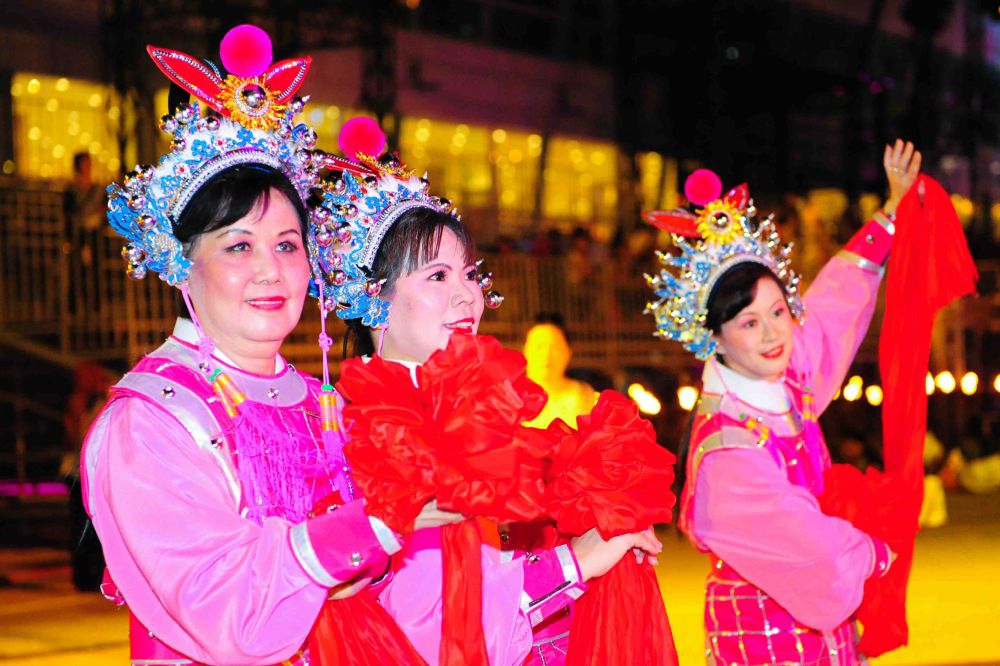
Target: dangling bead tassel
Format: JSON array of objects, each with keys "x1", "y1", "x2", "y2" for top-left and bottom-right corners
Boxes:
[
  {"x1": 180, "y1": 284, "x2": 215, "y2": 369},
  {"x1": 316, "y1": 277, "x2": 355, "y2": 501},
  {"x1": 211, "y1": 369, "x2": 247, "y2": 418}
]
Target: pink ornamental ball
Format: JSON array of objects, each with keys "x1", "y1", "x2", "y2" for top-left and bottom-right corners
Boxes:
[
  {"x1": 339, "y1": 117, "x2": 387, "y2": 159},
  {"x1": 220, "y1": 25, "x2": 273, "y2": 79},
  {"x1": 684, "y1": 168, "x2": 723, "y2": 207}
]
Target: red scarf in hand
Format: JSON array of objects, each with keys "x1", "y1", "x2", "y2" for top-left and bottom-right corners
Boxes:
[{"x1": 820, "y1": 175, "x2": 978, "y2": 657}]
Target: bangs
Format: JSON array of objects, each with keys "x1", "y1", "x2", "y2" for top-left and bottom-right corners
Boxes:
[{"x1": 402, "y1": 215, "x2": 476, "y2": 273}]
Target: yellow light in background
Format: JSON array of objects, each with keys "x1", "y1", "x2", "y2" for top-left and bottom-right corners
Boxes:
[
  {"x1": 843, "y1": 375, "x2": 863, "y2": 402},
  {"x1": 492, "y1": 128, "x2": 507, "y2": 143},
  {"x1": 949, "y1": 194, "x2": 974, "y2": 223},
  {"x1": 87, "y1": 92, "x2": 102, "y2": 107},
  {"x1": 27, "y1": 127, "x2": 41, "y2": 141},
  {"x1": 10, "y1": 82, "x2": 23, "y2": 97},
  {"x1": 993, "y1": 374, "x2": 1000, "y2": 393},
  {"x1": 591, "y1": 150, "x2": 606, "y2": 165},
  {"x1": 45, "y1": 98, "x2": 58, "y2": 112},
  {"x1": 2, "y1": 160, "x2": 14, "y2": 175},
  {"x1": 960, "y1": 372, "x2": 979, "y2": 395},
  {"x1": 865, "y1": 385, "x2": 883, "y2": 406},
  {"x1": 55, "y1": 77, "x2": 70, "y2": 92},
  {"x1": 935, "y1": 371, "x2": 956, "y2": 394},
  {"x1": 27, "y1": 78, "x2": 41, "y2": 94},
  {"x1": 52, "y1": 145, "x2": 65, "y2": 159},
  {"x1": 677, "y1": 386, "x2": 699, "y2": 411},
  {"x1": 926, "y1": 372, "x2": 935, "y2": 395},
  {"x1": 415, "y1": 126, "x2": 430, "y2": 142},
  {"x1": 509, "y1": 149, "x2": 522, "y2": 164},
  {"x1": 628, "y1": 383, "x2": 662, "y2": 416}
]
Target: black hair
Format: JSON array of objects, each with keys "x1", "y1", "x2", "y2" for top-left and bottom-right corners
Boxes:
[
  {"x1": 344, "y1": 206, "x2": 475, "y2": 357},
  {"x1": 673, "y1": 260, "x2": 786, "y2": 525},
  {"x1": 173, "y1": 165, "x2": 308, "y2": 318},
  {"x1": 704, "y1": 261, "x2": 783, "y2": 334}
]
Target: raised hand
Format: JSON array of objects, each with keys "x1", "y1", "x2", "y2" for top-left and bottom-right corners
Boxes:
[{"x1": 882, "y1": 139, "x2": 922, "y2": 217}]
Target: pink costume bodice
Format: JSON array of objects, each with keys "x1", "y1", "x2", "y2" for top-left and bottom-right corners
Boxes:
[
  {"x1": 82, "y1": 322, "x2": 400, "y2": 665},
  {"x1": 679, "y1": 218, "x2": 896, "y2": 666}
]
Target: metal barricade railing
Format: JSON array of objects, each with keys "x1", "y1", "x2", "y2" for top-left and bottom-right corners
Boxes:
[{"x1": 0, "y1": 180, "x2": 996, "y2": 379}]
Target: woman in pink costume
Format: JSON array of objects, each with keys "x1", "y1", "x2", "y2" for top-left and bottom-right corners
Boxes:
[
  {"x1": 81, "y1": 29, "x2": 456, "y2": 665},
  {"x1": 313, "y1": 126, "x2": 663, "y2": 666},
  {"x1": 643, "y1": 140, "x2": 921, "y2": 665}
]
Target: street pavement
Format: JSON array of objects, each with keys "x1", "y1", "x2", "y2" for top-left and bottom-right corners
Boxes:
[{"x1": 1, "y1": 493, "x2": 998, "y2": 665}]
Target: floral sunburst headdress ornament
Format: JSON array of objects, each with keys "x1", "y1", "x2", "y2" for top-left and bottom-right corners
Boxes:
[
  {"x1": 642, "y1": 168, "x2": 804, "y2": 360},
  {"x1": 106, "y1": 25, "x2": 320, "y2": 285}
]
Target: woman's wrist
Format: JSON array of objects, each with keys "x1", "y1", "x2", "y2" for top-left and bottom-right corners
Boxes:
[{"x1": 882, "y1": 198, "x2": 899, "y2": 218}]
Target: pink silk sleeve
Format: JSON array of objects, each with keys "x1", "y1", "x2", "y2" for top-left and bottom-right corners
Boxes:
[
  {"x1": 84, "y1": 397, "x2": 384, "y2": 665},
  {"x1": 790, "y1": 219, "x2": 889, "y2": 413},
  {"x1": 692, "y1": 448, "x2": 877, "y2": 632}
]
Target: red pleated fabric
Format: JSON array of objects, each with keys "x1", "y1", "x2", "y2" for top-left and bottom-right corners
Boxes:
[
  {"x1": 566, "y1": 554, "x2": 677, "y2": 665},
  {"x1": 545, "y1": 391, "x2": 679, "y2": 666},
  {"x1": 820, "y1": 175, "x2": 977, "y2": 657},
  {"x1": 335, "y1": 335, "x2": 551, "y2": 666}
]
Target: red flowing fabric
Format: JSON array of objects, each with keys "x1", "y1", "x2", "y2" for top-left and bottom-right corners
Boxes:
[
  {"x1": 308, "y1": 594, "x2": 429, "y2": 666},
  {"x1": 337, "y1": 335, "x2": 550, "y2": 666},
  {"x1": 819, "y1": 175, "x2": 977, "y2": 657},
  {"x1": 545, "y1": 391, "x2": 679, "y2": 666},
  {"x1": 439, "y1": 520, "x2": 489, "y2": 666}
]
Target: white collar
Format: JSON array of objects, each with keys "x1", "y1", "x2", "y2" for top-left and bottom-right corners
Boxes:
[
  {"x1": 171, "y1": 317, "x2": 285, "y2": 374},
  {"x1": 702, "y1": 356, "x2": 790, "y2": 412}
]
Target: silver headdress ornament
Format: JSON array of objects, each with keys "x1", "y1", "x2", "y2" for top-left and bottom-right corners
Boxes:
[
  {"x1": 308, "y1": 117, "x2": 503, "y2": 329},
  {"x1": 642, "y1": 169, "x2": 804, "y2": 360},
  {"x1": 106, "y1": 25, "x2": 322, "y2": 285}
]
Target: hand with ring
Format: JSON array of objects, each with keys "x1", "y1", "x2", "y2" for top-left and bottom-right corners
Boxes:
[{"x1": 882, "y1": 138, "x2": 921, "y2": 217}]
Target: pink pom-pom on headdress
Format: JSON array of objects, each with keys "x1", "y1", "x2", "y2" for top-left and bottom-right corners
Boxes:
[
  {"x1": 684, "y1": 169, "x2": 723, "y2": 207},
  {"x1": 339, "y1": 117, "x2": 387, "y2": 160},
  {"x1": 219, "y1": 25, "x2": 273, "y2": 79}
]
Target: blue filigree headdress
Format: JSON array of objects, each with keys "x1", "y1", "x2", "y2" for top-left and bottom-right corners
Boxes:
[
  {"x1": 642, "y1": 169, "x2": 804, "y2": 360},
  {"x1": 307, "y1": 118, "x2": 503, "y2": 329},
  {"x1": 106, "y1": 26, "x2": 321, "y2": 285}
]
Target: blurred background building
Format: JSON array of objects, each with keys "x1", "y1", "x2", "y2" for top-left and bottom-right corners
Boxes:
[{"x1": 1, "y1": 0, "x2": 998, "y2": 505}]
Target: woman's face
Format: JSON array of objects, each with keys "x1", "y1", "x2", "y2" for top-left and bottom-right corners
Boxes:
[
  {"x1": 378, "y1": 227, "x2": 484, "y2": 364},
  {"x1": 186, "y1": 189, "x2": 310, "y2": 362},
  {"x1": 712, "y1": 276, "x2": 794, "y2": 381}
]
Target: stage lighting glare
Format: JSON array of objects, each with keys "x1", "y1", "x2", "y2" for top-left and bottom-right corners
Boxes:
[
  {"x1": 677, "y1": 386, "x2": 699, "y2": 412},
  {"x1": 627, "y1": 383, "x2": 662, "y2": 416}
]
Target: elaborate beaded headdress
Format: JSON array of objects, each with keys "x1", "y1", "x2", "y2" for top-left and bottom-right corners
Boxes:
[
  {"x1": 106, "y1": 25, "x2": 321, "y2": 285},
  {"x1": 308, "y1": 118, "x2": 503, "y2": 329},
  {"x1": 642, "y1": 169, "x2": 804, "y2": 360}
]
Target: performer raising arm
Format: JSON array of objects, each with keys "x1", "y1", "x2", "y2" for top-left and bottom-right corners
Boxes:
[{"x1": 642, "y1": 140, "x2": 920, "y2": 665}]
